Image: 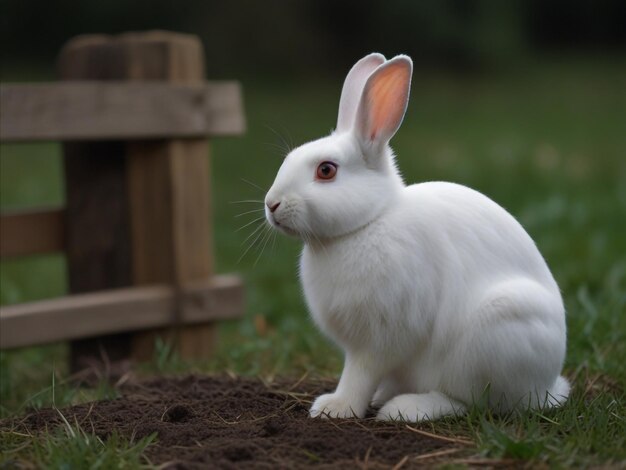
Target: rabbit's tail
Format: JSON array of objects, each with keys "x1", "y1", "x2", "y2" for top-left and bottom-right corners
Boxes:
[{"x1": 547, "y1": 375, "x2": 570, "y2": 408}]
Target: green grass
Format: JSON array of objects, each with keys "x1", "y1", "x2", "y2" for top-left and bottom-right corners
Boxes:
[
  {"x1": 1, "y1": 421, "x2": 156, "y2": 469},
  {"x1": 1, "y1": 57, "x2": 626, "y2": 467}
]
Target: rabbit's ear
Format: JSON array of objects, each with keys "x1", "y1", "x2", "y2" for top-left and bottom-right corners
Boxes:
[
  {"x1": 336, "y1": 53, "x2": 386, "y2": 133},
  {"x1": 355, "y1": 55, "x2": 412, "y2": 156}
]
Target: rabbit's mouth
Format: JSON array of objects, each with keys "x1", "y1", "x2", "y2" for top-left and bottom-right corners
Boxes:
[
  {"x1": 266, "y1": 203, "x2": 303, "y2": 238},
  {"x1": 276, "y1": 222, "x2": 299, "y2": 237},
  {"x1": 270, "y1": 217, "x2": 299, "y2": 237}
]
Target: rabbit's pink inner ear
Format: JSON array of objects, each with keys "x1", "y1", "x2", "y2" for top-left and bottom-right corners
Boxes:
[
  {"x1": 363, "y1": 61, "x2": 411, "y2": 142},
  {"x1": 337, "y1": 53, "x2": 386, "y2": 133}
]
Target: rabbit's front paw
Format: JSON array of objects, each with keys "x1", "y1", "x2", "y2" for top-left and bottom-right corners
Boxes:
[{"x1": 310, "y1": 393, "x2": 363, "y2": 419}]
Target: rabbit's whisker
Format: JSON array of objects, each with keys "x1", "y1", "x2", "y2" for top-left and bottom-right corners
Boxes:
[
  {"x1": 235, "y1": 208, "x2": 266, "y2": 218},
  {"x1": 270, "y1": 230, "x2": 278, "y2": 254},
  {"x1": 253, "y1": 225, "x2": 274, "y2": 267},
  {"x1": 265, "y1": 125, "x2": 294, "y2": 155},
  {"x1": 262, "y1": 142, "x2": 291, "y2": 158},
  {"x1": 235, "y1": 216, "x2": 266, "y2": 233},
  {"x1": 238, "y1": 222, "x2": 269, "y2": 264},
  {"x1": 241, "y1": 178, "x2": 267, "y2": 193},
  {"x1": 230, "y1": 199, "x2": 264, "y2": 204},
  {"x1": 241, "y1": 220, "x2": 267, "y2": 246}
]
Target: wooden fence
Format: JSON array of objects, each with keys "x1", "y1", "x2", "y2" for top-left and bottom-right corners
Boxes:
[{"x1": 0, "y1": 31, "x2": 246, "y2": 370}]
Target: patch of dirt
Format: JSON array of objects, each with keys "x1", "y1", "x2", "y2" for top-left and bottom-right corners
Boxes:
[{"x1": 1, "y1": 375, "x2": 472, "y2": 469}]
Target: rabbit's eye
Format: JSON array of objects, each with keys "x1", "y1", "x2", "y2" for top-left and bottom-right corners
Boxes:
[{"x1": 316, "y1": 161, "x2": 337, "y2": 181}]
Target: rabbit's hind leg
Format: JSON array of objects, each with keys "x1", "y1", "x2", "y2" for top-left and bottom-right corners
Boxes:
[
  {"x1": 445, "y1": 277, "x2": 567, "y2": 412},
  {"x1": 376, "y1": 391, "x2": 465, "y2": 422}
]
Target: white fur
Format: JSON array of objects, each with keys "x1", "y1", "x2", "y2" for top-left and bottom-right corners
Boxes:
[{"x1": 265, "y1": 54, "x2": 569, "y2": 422}]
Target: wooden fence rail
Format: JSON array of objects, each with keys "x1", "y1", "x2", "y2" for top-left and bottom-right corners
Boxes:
[
  {"x1": 0, "y1": 275, "x2": 243, "y2": 349},
  {"x1": 0, "y1": 82, "x2": 245, "y2": 141}
]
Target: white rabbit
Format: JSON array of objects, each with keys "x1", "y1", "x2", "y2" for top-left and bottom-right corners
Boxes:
[{"x1": 264, "y1": 53, "x2": 569, "y2": 422}]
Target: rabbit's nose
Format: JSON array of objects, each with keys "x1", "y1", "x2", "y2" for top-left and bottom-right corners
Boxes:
[{"x1": 267, "y1": 201, "x2": 281, "y2": 213}]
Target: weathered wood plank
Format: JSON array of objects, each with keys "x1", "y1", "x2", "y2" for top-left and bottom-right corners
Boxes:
[
  {"x1": 0, "y1": 81, "x2": 245, "y2": 142},
  {"x1": 0, "y1": 275, "x2": 244, "y2": 349},
  {"x1": 122, "y1": 32, "x2": 219, "y2": 361},
  {"x1": 63, "y1": 142, "x2": 132, "y2": 293},
  {"x1": 59, "y1": 35, "x2": 138, "y2": 371},
  {"x1": 0, "y1": 208, "x2": 65, "y2": 258}
]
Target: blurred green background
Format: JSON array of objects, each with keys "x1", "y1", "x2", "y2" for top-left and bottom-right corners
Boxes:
[
  {"x1": 2, "y1": 0, "x2": 626, "y2": 75},
  {"x1": 1, "y1": 0, "x2": 625, "y2": 419}
]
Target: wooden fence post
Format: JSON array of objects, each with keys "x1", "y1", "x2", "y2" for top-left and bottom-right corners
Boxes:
[
  {"x1": 59, "y1": 36, "x2": 133, "y2": 372},
  {"x1": 59, "y1": 31, "x2": 218, "y2": 370}
]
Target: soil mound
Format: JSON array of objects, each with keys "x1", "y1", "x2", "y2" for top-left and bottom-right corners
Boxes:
[{"x1": 2, "y1": 375, "x2": 466, "y2": 469}]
